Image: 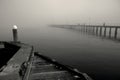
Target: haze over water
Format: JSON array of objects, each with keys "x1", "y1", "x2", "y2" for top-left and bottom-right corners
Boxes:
[{"x1": 0, "y1": 0, "x2": 120, "y2": 80}]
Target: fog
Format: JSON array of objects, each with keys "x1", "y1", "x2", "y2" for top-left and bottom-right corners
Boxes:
[
  {"x1": 0, "y1": 1, "x2": 120, "y2": 80},
  {"x1": 0, "y1": 0, "x2": 120, "y2": 27},
  {"x1": 0, "y1": 0, "x2": 120, "y2": 39}
]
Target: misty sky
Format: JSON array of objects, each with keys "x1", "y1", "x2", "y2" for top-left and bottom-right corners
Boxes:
[{"x1": 0, "y1": 0, "x2": 120, "y2": 28}]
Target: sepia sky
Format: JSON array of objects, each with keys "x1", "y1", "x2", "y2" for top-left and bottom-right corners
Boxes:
[{"x1": 0, "y1": 0, "x2": 120, "y2": 28}]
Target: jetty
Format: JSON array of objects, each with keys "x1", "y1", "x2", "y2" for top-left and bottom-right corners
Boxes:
[
  {"x1": 51, "y1": 24, "x2": 120, "y2": 41},
  {"x1": 0, "y1": 26, "x2": 93, "y2": 80},
  {"x1": 0, "y1": 42, "x2": 33, "y2": 80}
]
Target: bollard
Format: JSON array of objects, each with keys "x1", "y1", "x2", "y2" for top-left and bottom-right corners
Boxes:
[{"x1": 12, "y1": 25, "x2": 18, "y2": 42}]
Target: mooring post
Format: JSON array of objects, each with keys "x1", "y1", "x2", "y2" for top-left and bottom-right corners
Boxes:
[
  {"x1": 104, "y1": 27, "x2": 106, "y2": 37},
  {"x1": 99, "y1": 27, "x2": 102, "y2": 36},
  {"x1": 12, "y1": 25, "x2": 18, "y2": 42},
  {"x1": 114, "y1": 27, "x2": 118, "y2": 39},
  {"x1": 109, "y1": 27, "x2": 111, "y2": 38}
]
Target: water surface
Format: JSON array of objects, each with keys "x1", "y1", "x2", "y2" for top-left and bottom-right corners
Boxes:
[{"x1": 1, "y1": 25, "x2": 120, "y2": 80}]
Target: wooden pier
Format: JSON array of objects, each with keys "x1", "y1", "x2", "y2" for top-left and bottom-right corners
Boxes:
[
  {"x1": 76, "y1": 24, "x2": 120, "y2": 39},
  {"x1": 51, "y1": 24, "x2": 120, "y2": 41},
  {"x1": 0, "y1": 42, "x2": 33, "y2": 80},
  {"x1": 23, "y1": 52, "x2": 92, "y2": 80},
  {"x1": 0, "y1": 42, "x2": 92, "y2": 80}
]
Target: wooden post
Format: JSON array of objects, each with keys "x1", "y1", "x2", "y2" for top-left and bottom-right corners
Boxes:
[
  {"x1": 81, "y1": 26, "x2": 84, "y2": 32},
  {"x1": 93, "y1": 27, "x2": 95, "y2": 34},
  {"x1": 85, "y1": 26, "x2": 87, "y2": 32},
  {"x1": 114, "y1": 27, "x2": 118, "y2": 39},
  {"x1": 104, "y1": 27, "x2": 106, "y2": 37},
  {"x1": 109, "y1": 27, "x2": 111, "y2": 38},
  {"x1": 96, "y1": 27, "x2": 98, "y2": 35},
  {"x1": 99, "y1": 27, "x2": 102, "y2": 36},
  {"x1": 80, "y1": 26, "x2": 82, "y2": 31},
  {"x1": 83, "y1": 26, "x2": 85, "y2": 32},
  {"x1": 88, "y1": 27, "x2": 91, "y2": 33}
]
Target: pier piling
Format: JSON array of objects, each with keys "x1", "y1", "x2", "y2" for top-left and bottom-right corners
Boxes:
[
  {"x1": 92, "y1": 27, "x2": 95, "y2": 34},
  {"x1": 114, "y1": 27, "x2": 118, "y2": 39},
  {"x1": 56, "y1": 24, "x2": 120, "y2": 41},
  {"x1": 96, "y1": 27, "x2": 98, "y2": 35},
  {"x1": 109, "y1": 27, "x2": 111, "y2": 38},
  {"x1": 99, "y1": 27, "x2": 102, "y2": 36},
  {"x1": 104, "y1": 27, "x2": 106, "y2": 37}
]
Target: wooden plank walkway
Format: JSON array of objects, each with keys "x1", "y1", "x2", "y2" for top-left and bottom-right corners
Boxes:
[
  {"x1": 24, "y1": 52, "x2": 92, "y2": 80},
  {"x1": 27, "y1": 54, "x2": 76, "y2": 80},
  {"x1": 0, "y1": 42, "x2": 93, "y2": 80}
]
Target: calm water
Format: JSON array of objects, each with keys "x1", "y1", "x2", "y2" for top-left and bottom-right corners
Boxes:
[{"x1": 1, "y1": 25, "x2": 120, "y2": 80}]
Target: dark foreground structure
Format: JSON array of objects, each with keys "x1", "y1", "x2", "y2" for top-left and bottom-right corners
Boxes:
[{"x1": 0, "y1": 41, "x2": 92, "y2": 80}]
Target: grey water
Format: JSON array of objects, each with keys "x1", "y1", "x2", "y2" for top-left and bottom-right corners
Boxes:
[{"x1": 1, "y1": 25, "x2": 120, "y2": 80}]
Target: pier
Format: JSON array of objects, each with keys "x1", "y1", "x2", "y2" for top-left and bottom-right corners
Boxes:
[
  {"x1": 52, "y1": 24, "x2": 120, "y2": 41},
  {"x1": 0, "y1": 42, "x2": 33, "y2": 80},
  {"x1": 23, "y1": 52, "x2": 92, "y2": 80},
  {"x1": 0, "y1": 42, "x2": 93, "y2": 80},
  {"x1": 80, "y1": 24, "x2": 120, "y2": 39}
]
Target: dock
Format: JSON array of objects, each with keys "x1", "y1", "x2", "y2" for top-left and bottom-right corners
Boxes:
[
  {"x1": 0, "y1": 42, "x2": 33, "y2": 80},
  {"x1": 0, "y1": 42, "x2": 92, "y2": 80},
  {"x1": 51, "y1": 24, "x2": 120, "y2": 42},
  {"x1": 23, "y1": 52, "x2": 92, "y2": 80}
]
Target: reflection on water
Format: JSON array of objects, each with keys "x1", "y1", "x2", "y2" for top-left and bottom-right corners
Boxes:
[{"x1": 1, "y1": 25, "x2": 120, "y2": 80}]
